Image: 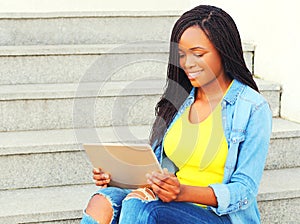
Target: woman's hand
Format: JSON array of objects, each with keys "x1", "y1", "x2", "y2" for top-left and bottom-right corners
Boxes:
[
  {"x1": 93, "y1": 168, "x2": 111, "y2": 188},
  {"x1": 146, "y1": 168, "x2": 181, "y2": 202}
]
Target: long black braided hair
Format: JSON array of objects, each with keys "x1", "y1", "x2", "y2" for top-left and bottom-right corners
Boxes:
[{"x1": 149, "y1": 5, "x2": 258, "y2": 147}]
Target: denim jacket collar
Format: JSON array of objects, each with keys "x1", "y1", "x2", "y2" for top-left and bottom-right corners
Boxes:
[
  {"x1": 222, "y1": 79, "x2": 246, "y2": 105},
  {"x1": 187, "y1": 79, "x2": 246, "y2": 106}
]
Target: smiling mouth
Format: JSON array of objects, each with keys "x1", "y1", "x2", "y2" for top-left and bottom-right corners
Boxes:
[{"x1": 187, "y1": 71, "x2": 202, "y2": 79}]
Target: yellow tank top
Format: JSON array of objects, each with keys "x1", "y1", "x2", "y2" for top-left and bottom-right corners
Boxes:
[{"x1": 163, "y1": 102, "x2": 228, "y2": 187}]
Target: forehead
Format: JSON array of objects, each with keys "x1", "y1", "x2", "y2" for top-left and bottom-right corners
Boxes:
[{"x1": 178, "y1": 26, "x2": 214, "y2": 50}]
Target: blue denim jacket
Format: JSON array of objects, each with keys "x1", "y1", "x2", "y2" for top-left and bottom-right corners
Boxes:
[{"x1": 152, "y1": 79, "x2": 272, "y2": 224}]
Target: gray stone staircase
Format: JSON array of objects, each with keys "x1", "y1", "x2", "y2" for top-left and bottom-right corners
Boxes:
[{"x1": 0, "y1": 12, "x2": 299, "y2": 224}]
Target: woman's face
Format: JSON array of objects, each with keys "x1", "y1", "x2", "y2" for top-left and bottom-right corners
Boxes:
[{"x1": 178, "y1": 26, "x2": 225, "y2": 88}]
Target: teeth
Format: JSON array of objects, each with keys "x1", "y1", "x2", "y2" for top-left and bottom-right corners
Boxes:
[{"x1": 189, "y1": 71, "x2": 201, "y2": 78}]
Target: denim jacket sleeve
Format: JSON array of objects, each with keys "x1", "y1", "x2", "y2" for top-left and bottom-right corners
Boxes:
[{"x1": 209, "y1": 99, "x2": 272, "y2": 215}]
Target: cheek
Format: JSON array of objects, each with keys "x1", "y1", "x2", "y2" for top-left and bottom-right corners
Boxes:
[
  {"x1": 205, "y1": 56, "x2": 222, "y2": 74},
  {"x1": 179, "y1": 58, "x2": 185, "y2": 69}
]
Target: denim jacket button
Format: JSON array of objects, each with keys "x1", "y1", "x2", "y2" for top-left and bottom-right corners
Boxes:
[{"x1": 239, "y1": 203, "x2": 242, "y2": 209}]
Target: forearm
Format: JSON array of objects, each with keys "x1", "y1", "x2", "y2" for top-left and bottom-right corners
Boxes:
[{"x1": 175, "y1": 184, "x2": 218, "y2": 207}]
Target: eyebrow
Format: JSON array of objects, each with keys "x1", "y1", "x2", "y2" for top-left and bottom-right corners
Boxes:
[
  {"x1": 190, "y1": 46, "x2": 206, "y2": 51},
  {"x1": 178, "y1": 46, "x2": 207, "y2": 51}
]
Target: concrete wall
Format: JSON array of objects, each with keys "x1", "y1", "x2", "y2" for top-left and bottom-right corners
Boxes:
[{"x1": 251, "y1": 1, "x2": 300, "y2": 123}]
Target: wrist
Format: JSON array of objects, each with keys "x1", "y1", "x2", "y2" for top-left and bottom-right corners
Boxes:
[{"x1": 175, "y1": 184, "x2": 185, "y2": 202}]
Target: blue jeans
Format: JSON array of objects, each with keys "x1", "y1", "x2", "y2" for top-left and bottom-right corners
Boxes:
[{"x1": 81, "y1": 187, "x2": 232, "y2": 224}]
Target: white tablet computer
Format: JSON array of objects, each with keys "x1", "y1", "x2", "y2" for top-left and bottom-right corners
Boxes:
[{"x1": 83, "y1": 143, "x2": 162, "y2": 189}]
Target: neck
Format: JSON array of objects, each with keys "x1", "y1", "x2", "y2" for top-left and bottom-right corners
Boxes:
[{"x1": 196, "y1": 76, "x2": 232, "y2": 102}]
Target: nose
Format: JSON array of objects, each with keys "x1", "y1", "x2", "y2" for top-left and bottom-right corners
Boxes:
[{"x1": 183, "y1": 54, "x2": 196, "y2": 69}]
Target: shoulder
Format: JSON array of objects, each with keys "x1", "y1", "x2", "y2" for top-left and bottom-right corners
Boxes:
[
  {"x1": 241, "y1": 83, "x2": 266, "y2": 102},
  {"x1": 225, "y1": 80, "x2": 272, "y2": 135},
  {"x1": 227, "y1": 79, "x2": 269, "y2": 112},
  {"x1": 238, "y1": 83, "x2": 269, "y2": 113}
]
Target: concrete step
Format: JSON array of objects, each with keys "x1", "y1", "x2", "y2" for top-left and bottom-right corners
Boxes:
[
  {"x1": 0, "y1": 118, "x2": 299, "y2": 190},
  {"x1": 265, "y1": 118, "x2": 300, "y2": 170},
  {"x1": 0, "y1": 44, "x2": 168, "y2": 85},
  {"x1": 0, "y1": 168, "x2": 299, "y2": 224},
  {"x1": 0, "y1": 43, "x2": 254, "y2": 85},
  {"x1": 0, "y1": 125, "x2": 150, "y2": 190},
  {"x1": 0, "y1": 80, "x2": 164, "y2": 132},
  {"x1": 0, "y1": 78, "x2": 280, "y2": 132},
  {"x1": 258, "y1": 168, "x2": 300, "y2": 224},
  {"x1": 0, "y1": 184, "x2": 98, "y2": 224},
  {"x1": 0, "y1": 11, "x2": 180, "y2": 46}
]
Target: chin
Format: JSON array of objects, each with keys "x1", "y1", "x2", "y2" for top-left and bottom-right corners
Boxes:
[
  {"x1": 189, "y1": 79, "x2": 204, "y2": 87},
  {"x1": 190, "y1": 77, "x2": 219, "y2": 88}
]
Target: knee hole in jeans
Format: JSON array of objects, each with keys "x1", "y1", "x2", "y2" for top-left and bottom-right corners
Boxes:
[{"x1": 85, "y1": 194, "x2": 113, "y2": 224}]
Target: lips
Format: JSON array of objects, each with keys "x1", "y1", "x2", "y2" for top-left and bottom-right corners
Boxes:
[{"x1": 187, "y1": 70, "x2": 203, "y2": 79}]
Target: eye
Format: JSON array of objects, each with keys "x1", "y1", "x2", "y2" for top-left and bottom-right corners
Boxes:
[
  {"x1": 194, "y1": 53, "x2": 204, "y2": 57},
  {"x1": 178, "y1": 52, "x2": 185, "y2": 58}
]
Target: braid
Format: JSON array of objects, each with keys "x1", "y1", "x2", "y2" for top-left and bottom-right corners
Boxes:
[
  {"x1": 199, "y1": 7, "x2": 258, "y2": 91},
  {"x1": 149, "y1": 5, "x2": 258, "y2": 147}
]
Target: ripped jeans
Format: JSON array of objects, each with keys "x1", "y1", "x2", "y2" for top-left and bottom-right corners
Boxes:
[{"x1": 80, "y1": 187, "x2": 232, "y2": 224}]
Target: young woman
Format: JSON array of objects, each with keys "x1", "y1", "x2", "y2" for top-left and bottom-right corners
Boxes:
[{"x1": 81, "y1": 5, "x2": 272, "y2": 224}]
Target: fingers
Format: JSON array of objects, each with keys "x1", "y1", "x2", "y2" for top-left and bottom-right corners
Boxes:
[
  {"x1": 93, "y1": 168, "x2": 110, "y2": 187},
  {"x1": 146, "y1": 169, "x2": 177, "y2": 186},
  {"x1": 151, "y1": 184, "x2": 179, "y2": 202},
  {"x1": 93, "y1": 168, "x2": 110, "y2": 179},
  {"x1": 93, "y1": 168, "x2": 100, "y2": 174},
  {"x1": 93, "y1": 168, "x2": 106, "y2": 175},
  {"x1": 146, "y1": 169, "x2": 181, "y2": 202}
]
